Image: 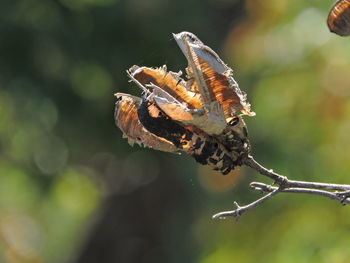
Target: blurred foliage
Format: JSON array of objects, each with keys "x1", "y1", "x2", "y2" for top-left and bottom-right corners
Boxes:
[{"x1": 1, "y1": 0, "x2": 350, "y2": 262}]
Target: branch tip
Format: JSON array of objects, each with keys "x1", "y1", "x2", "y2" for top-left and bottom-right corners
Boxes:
[{"x1": 214, "y1": 155, "x2": 350, "y2": 220}]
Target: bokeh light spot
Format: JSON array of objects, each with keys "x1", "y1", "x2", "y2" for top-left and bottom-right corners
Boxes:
[
  {"x1": 197, "y1": 165, "x2": 241, "y2": 193},
  {"x1": 70, "y1": 63, "x2": 113, "y2": 100},
  {"x1": 53, "y1": 169, "x2": 100, "y2": 216},
  {"x1": 0, "y1": 164, "x2": 40, "y2": 211},
  {"x1": 108, "y1": 151, "x2": 161, "y2": 194},
  {"x1": 322, "y1": 60, "x2": 350, "y2": 97},
  {"x1": 292, "y1": 8, "x2": 330, "y2": 48},
  {"x1": 33, "y1": 135, "x2": 69, "y2": 175},
  {"x1": 0, "y1": 214, "x2": 43, "y2": 259}
]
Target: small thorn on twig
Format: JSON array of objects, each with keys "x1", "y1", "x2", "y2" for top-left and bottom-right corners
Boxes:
[
  {"x1": 233, "y1": 201, "x2": 241, "y2": 209},
  {"x1": 250, "y1": 182, "x2": 276, "y2": 193},
  {"x1": 233, "y1": 201, "x2": 242, "y2": 220},
  {"x1": 212, "y1": 201, "x2": 243, "y2": 220},
  {"x1": 273, "y1": 176, "x2": 288, "y2": 187},
  {"x1": 338, "y1": 197, "x2": 348, "y2": 206},
  {"x1": 336, "y1": 190, "x2": 350, "y2": 198},
  {"x1": 335, "y1": 190, "x2": 350, "y2": 205}
]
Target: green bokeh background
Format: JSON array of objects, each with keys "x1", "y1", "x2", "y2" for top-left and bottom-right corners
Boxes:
[{"x1": 1, "y1": 0, "x2": 350, "y2": 262}]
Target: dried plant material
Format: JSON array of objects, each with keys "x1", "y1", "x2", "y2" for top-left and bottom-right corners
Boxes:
[
  {"x1": 116, "y1": 32, "x2": 253, "y2": 174},
  {"x1": 115, "y1": 93, "x2": 177, "y2": 152},
  {"x1": 328, "y1": 0, "x2": 350, "y2": 36}
]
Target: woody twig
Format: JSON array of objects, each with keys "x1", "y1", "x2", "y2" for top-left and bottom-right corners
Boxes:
[{"x1": 212, "y1": 155, "x2": 350, "y2": 219}]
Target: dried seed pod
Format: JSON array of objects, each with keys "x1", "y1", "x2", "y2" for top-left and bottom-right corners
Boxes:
[
  {"x1": 114, "y1": 93, "x2": 177, "y2": 152},
  {"x1": 115, "y1": 32, "x2": 254, "y2": 174},
  {"x1": 327, "y1": 0, "x2": 350, "y2": 36}
]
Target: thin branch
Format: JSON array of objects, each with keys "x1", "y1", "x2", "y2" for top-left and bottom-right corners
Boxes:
[
  {"x1": 212, "y1": 187, "x2": 281, "y2": 219},
  {"x1": 213, "y1": 155, "x2": 350, "y2": 220},
  {"x1": 243, "y1": 155, "x2": 350, "y2": 191},
  {"x1": 250, "y1": 182, "x2": 350, "y2": 204}
]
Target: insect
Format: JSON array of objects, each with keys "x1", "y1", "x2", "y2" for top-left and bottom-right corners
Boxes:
[
  {"x1": 327, "y1": 0, "x2": 350, "y2": 36},
  {"x1": 115, "y1": 32, "x2": 255, "y2": 175}
]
